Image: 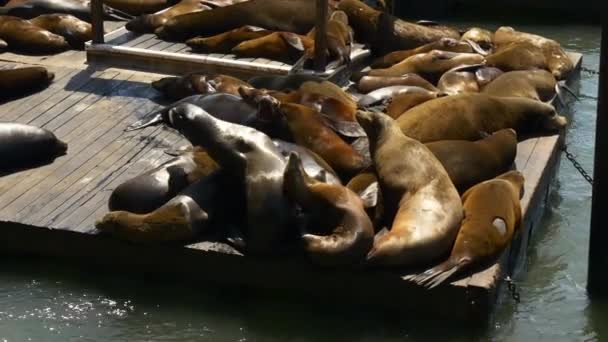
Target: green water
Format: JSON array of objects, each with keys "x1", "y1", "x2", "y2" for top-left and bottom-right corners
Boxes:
[{"x1": 0, "y1": 24, "x2": 602, "y2": 341}]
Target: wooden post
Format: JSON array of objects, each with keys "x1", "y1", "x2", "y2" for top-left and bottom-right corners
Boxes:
[
  {"x1": 587, "y1": 22, "x2": 607, "y2": 297},
  {"x1": 91, "y1": 0, "x2": 105, "y2": 44},
  {"x1": 314, "y1": 0, "x2": 328, "y2": 72}
]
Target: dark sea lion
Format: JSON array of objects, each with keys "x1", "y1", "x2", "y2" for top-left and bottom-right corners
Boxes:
[
  {"x1": 337, "y1": 0, "x2": 460, "y2": 55},
  {"x1": 397, "y1": 93, "x2": 568, "y2": 143},
  {"x1": 185, "y1": 25, "x2": 271, "y2": 53},
  {"x1": 284, "y1": 152, "x2": 374, "y2": 266},
  {"x1": 125, "y1": 0, "x2": 210, "y2": 33},
  {"x1": 0, "y1": 66, "x2": 55, "y2": 99},
  {"x1": 0, "y1": 0, "x2": 133, "y2": 21},
  {"x1": 231, "y1": 31, "x2": 313, "y2": 63},
  {"x1": 103, "y1": 0, "x2": 177, "y2": 16},
  {"x1": 356, "y1": 111, "x2": 463, "y2": 267},
  {"x1": 0, "y1": 15, "x2": 69, "y2": 53},
  {"x1": 96, "y1": 171, "x2": 222, "y2": 243},
  {"x1": 273, "y1": 139, "x2": 341, "y2": 185},
  {"x1": 485, "y1": 41, "x2": 548, "y2": 73},
  {"x1": 460, "y1": 27, "x2": 493, "y2": 52},
  {"x1": 155, "y1": 0, "x2": 321, "y2": 41},
  {"x1": 366, "y1": 50, "x2": 486, "y2": 83},
  {"x1": 494, "y1": 26, "x2": 573, "y2": 80},
  {"x1": 0, "y1": 122, "x2": 67, "y2": 173},
  {"x1": 158, "y1": 103, "x2": 290, "y2": 254},
  {"x1": 425, "y1": 129, "x2": 518, "y2": 193},
  {"x1": 481, "y1": 69, "x2": 562, "y2": 102},
  {"x1": 29, "y1": 14, "x2": 91, "y2": 49},
  {"x1": 437, "y1": 70, "x2": 479, "y2": 96},
  {"x1": 385, "y1": 89, "x2": 441, "y2": 119},
  {"x1": 358, "y1": 85, "x2": 439, "y2": 108},
  {"x1": 370, "y1": 38, "x2": 474, "y2": 69},
  {"x1": 356, "y1": 74, "x2": 438, "y2": 94},
  {"x1": 405, "y1": 170, "x2": 524, "y2": 288},
  {"x1": 475, "y1": 66, "x2": 503, "y2": 87},
  {"x1": 108, "y1": 150, "x2": 218, "y2": 214},
  {"x1": 151, "y1": 72, "x2": 250, "y2": 100},
  {"x1": 247, "y1": 74, "x2": 325, "y2": 91}
]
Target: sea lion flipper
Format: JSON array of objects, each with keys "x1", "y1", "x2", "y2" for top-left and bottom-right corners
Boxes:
[
  {"x1": 358, "y1": 181, "x2": 378, "y2": 208},
  {"x1": 280, "y1": 32, "x2": 305, "y2": 52},
  {"x1": 464, "y1": 39, "x2": 489, "y2": 56},
  {"x1": 556, "y1": 81, "x2": 580, "y2": 102}
]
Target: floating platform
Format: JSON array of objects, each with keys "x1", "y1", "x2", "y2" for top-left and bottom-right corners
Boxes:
[{"x1": 0, "y1": 43, "x2": 582, "y2": 325}]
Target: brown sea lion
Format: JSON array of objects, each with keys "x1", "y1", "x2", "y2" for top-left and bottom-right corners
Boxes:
[
  {"x1": 151, "y1": 72, "x2": 251, "y2": 100},
  {"x1": 481, "y1": 69, "x2": 559, "y2": 102},
  {"x1": 385, "y1": 89, "x2": 441, "y2": 119},
  {"x1": 460, "y1": 27, "x2": 493, "y2": 52},
  {"x1": 284, "y1": 152, "x2": 374, "y2": 266},
  {"x1": 0, "y1": 122, "x2": 67, "y2": 174},
  {"x1": 356, "y1": 111, "x2": 463, "y2": 267},
  {"x1": 358, "y1": 85, "x2": 439, "y2": 108},
  {"x1": 370, "y1": 38, "x2": 474, "y2": 69},
  {"x1": 231, "y1": 31, "x2": 313, "y2": 63},
  {"x1": 494, "y1": 26, "x2": 573, "y2": 80},
  {"x1": 29, "y1": 14, "x2": 91, "y2": 49},
  {"x1": 475, "y1": 66, "x2": 504, "y2": 87},
  {"x1": 397, "y1": 93, "x2": 568, "y2": 143},
  {"x1": 0, "y1": 66, "x2": 55, "y2": 99},
  {"x1": 337, "y1": 0, "x2": 460, "y2": 55},
  {"x1": 96, "y1": 171, "x2": 222, "y2": 243},
  {"x1": 108, "y1": 150, "x2": 218, "y2": 214},
  {"x1": 437, "y1": 70, "x2": 479, "y2": 96},
  {"x1": 186, "y1": 25, "x2": 271, "y2": 53},
  {"x1": 366, "y1": 50, "x2": 485, "y2": 83},
  {"x1": 0, "y1": 15, "x2": 69, "y2": 53},
  {"x1": 0, "y1": 0, "x2": 133, "y2": 21},
  {"x1": 356, "y1": 74, "x2": 438, "y2": 94},
  {"x1": 103, "y1": 0, "x2": 176, "y2": 16},
  {"x1": 405, "y1": 170, "x2": 524, "y2": 288},
  {"x1": 126, "y1": 0, "x2": 211, "y2": 33},
  {"x1": 485, "y1": 41, "x2": 548, "y2": 73},
  {"x1": 273, "y1": 139, "x2": 341, "y2": 185},
  {"x1": 155, "y1": 0, "x2": 321, "y2": 41},
  {"x1": 425, "y1": 129, "x2": 517, "y2": 193},
  {"x1": 248, "y1": 74, "x2": 326, "y2": 91},
  {"x1": 300, "y1": 10, "x2": 353, "y2": 68}
]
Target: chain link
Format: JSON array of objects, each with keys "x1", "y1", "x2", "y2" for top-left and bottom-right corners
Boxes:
[
  {"x1": 505, "y1": 276, "x2": 521, "y2": 303},
  {"x1": 561, "y1": 144, "x2": 594, "y2": 185},
  {"x1": 581, "y1": 66, "x2": 600, "y2": 75}
]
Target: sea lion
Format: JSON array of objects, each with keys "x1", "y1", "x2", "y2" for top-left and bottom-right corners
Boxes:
[
  {"x1": 108, "y1": 150, "x2": 218, "y2": 214},
  {"x1": 0, "y1": 38, "x2": 7, "y2": 51},
  {"x1": 231, "y1": 31, "x2": 313, "y2": 63},
  {"x1": 356, "y1": 111, "x2": 463, "y2": 267},
  {"x1": 283, "y1": 152, "x2": 374, "y2": 266},
  {"x1": 157, "y1": 103, "x2": 291, "y2": 254},
  {"x1": 405, "y1": 170, "x2": 524, "y2": 288},
  {"x1": 481, "y1": 69, "x2": 563, "y2": 102},
  {"x1": 475, "y1": 66, "x2": 503, "y2": 87},
  {"x1": 356, "y1": 74, "x2": 438, "y2": 94},
  {"x1": 337, "y1": 0, "x2": 460, "y2": 55},
  {"x1": 494, "y1": 26, "x2": 574, "y2": 80},
  {"x1": 366, "y1": 50, "x2": 486, "y2": 83},
  {"x1": 437, "y1": 70, "x2": 479, "y2": 96},
  {"x1": 0, "y1": 15, "x2": 69, "y2": 53},
  {"x1": 425, "y1": 129, "x2": 518, "y2": 193},
  {"x1": 273, "y1": 139, "x2": 341, "y2": 185},
  {"x1": 247, "y1": 74, "x2": 325, "y2": 91},
  {"x1": 384, "y1": 89, "x2": 441, "y2": 119},
  {"x1": 151, "y1": 72, "x2": 251, "y2": 100},
  {"x1": 370, "y1": 38, "x2": 474, "y2": 69},
  {"x1": 155, "y1": 0, "x2": 321, "y2": 41},
  {"x1": 358, "y1": 85, "x2": 439, "y2": 108},
  {"x1": 96, "y1": 171, "x2": 223, "y2": 243},
  {"x1": 103, "y1": 0, "x2": 177, "y2": 16},
  {"x1": 0, "y1": 122, "x2": 67, "y2": 173},
  {"x1": 460, "y1": 27, "x2": 493, "y2": 53},
  {"x1": 29, "y1": 14, "x2": 91, "y2": 49},
  {"x1": 0, "y1": 0, "x2": 133, "y2": 21},
  {"x1": 125, "y1": 0, "x2": 211, "y2": 33},
  {"x1": 0, "y1": 66, "x2": 55, "y2": 99},
  {"x1": 397, "y1": 93, "x2": 568, "y2": 143},
  {"x1": 186, "y1": 25, "x2": 271, "y2": 53},
  {"x1": 485, "y1": 41, "x2": 548, "y2": 73},
  {"x1": 298, "y1": 10, "x2": 353, "y2": 69}
]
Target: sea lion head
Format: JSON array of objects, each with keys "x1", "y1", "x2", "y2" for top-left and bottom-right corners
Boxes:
[
  {"x1": 355, "y1": 110, "x2": 393, "y2": 142},
  {"x1": 496, "y1": 170, "x2": 525, "y2": 199},
  {"x1": 525, "y1": 101, "x2": 568, "y2": 135}
]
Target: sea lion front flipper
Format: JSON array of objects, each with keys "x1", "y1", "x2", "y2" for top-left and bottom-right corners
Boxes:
[
  {"x1": 350, "y1": 136, "x2": 372, "y2": 165},
  {"x1": 320, "y1": 114, "x2": 366, "y2": 138}
]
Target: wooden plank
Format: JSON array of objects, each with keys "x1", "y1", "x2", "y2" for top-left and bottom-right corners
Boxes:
[
  {"x1": 149, "y1": 41, "x2": 174, "y2": 51},
  {"x1": 122, "y1": 34, "x2": 155, "y2": 48}
]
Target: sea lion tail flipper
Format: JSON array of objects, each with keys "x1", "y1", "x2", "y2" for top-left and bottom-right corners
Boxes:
[
  {"x1": 556, "y1": 81, "x2": 580, "y2": 102},
  {"x1": 125, "y1": 112, "x2": 164, "y2": 131},
  {"x1": 358, "y1": 181, "x2": 378, "y2": 208},
  {"x1": 465, "y1": 39, "x2": 489, "y2": 56},
  {"x1": 403, "y1": 258, "x2": 469, "y2": 289}
]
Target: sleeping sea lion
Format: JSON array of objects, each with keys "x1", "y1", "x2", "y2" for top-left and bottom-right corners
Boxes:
[
  {"x1": 126, "y1": 0, "x2": 210, "y2": 33},
  {"x1": 460, "y1": 27, "x2": 493, "y2": 53},
  {"x1": 0, "y1": 122, "x2": 67, "y2": 174},
  {"x1": 437, "y1": 70, "x2": 479, "y2": 96},
  {"x1": 485, "y1": 41, "x2": 548, "y2": 73},
  {"x1": 186, "y1": 25, "x2": 272, "y2": 53},
  {"x1": 284, "y1": 152, "x2": 374, "y2": 266},
  {"x1": 0, "y1": 15, "x2": 69, "y2": 53},
  {"x1": 404, "y1": 170, "x2": 524, "y2": 288},
  {"x1": 151, "y1": 72, "x2": 251, "y2": 100},
  {"x1": 356, "y1": 74, "x2": 438, "y2": 94},
  {"x1": 231, "y1": 31, "x2": 313, "y2": 63},
  {"x1": 356, "y1": 111, "x2": 463, "y2": 267},
  {"x1": 358, "y1": 85, "x2": 439, "y2": 108},
  {"x1": 0, "y1": 66, "x2": 55, "y2": 99},
  {"x1": 0, "y1": 0, "x2": 133, "y2": 21},
  {"x1": 370, "y1": 38, "x2": 474, "y2": 69},
  {"x1": 481, "y1": 69, "x2": 573, "y2": 103},
  {"x1": 247, "y1": 74, "x2": 325, "y2": 91},
  {"x1": 384, "y1": 88, "x2": 441, "y2": 118},
  {"x1": 29, "y1": 14, "x2": 91, "y2": 49},
  {"x1": 273, "y1": 139, "x2": 341, "y2": 185},
  {"x1": 108, "y1": 150, "x2": 218, "y2": 214},
  {"x1": 397, "y1": 93, "x2": 568, "y2": 143}
]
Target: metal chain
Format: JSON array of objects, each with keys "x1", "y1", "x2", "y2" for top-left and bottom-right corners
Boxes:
[
  {"x1": 505, "y1": 276, "x2": 521, "y2": 303},
  {"x1": 561, "y1": 144, "x2": 594, "y2": 185},
  {"x1": 581, "y1": 66, "x2": 600, "y2": 75}
]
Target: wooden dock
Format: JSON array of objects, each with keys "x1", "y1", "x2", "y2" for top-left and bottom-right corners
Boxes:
[{"x1": 0, "y1": 41, "x2": 582, "y2": 324}]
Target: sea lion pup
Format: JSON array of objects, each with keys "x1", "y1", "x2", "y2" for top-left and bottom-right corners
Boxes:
[
  {"x1": 103, "y1": 0, "x2": 177, "y2": 16},
  {"x1": 0, "y1": 66, "x2": 55, "y2": 98},
  {"x1": 485, "y1": 41, "x2": 548, "y2": 73},
  {"x1": 365, "y1": 50, "x2": 486, "y2": 84},
  {"x1": 155, "y1": 0, "x2": 321, "y2": 41},
  {"x1": 460, "y1": 27, "x2": 493, "y2": 53},
  {"x1": 186, "y1": 25, "x2": 271, "y2": 53},
  {"x1": 356, "y1": 74, "x2": 438, "y2": 94},
  {"x1": 96, "y1": 171, "x2": 222, "y2": 243},
  {"x1": 337, "y1": 0, "x2": 459, "y2": 55},
  {"x1": 494, "y1": 26, "x2": 574, "y2": 80},
  {"x1": 0, "y1": 0, "x2": 134, "y2": 21},
  {"x1": 283, "y1": 152, "x2": 374, "y2": 266},
  {"x1": 357, "y1": 85, "x2": 440, "y2": 108},
  {"x1": 29, "y1": 14, "x2": 91, "y2": 49},
  {"x1": 397, "y1": 93, "x2": 568, "y2": 143},
  {"x1": 125, "y1": 0, "x2": 210, "y2": 33},
  {"x1": 425, "y1": 129, "x2": 518, "y2": 194},
  {"x1": 356, "y1": 111, "x2": 463, "y2": 267},
  {"x1": 0, "y1": 15, "x2": 69, "y2": 53},
  {"x1": 231, "y1": 31, "x2": 314, "y2": 63},
  {"x1": 370, "y1": 38, "x2": 474, "y2": 69},
  {"x1": 0, "y1": 122, "x2": 67, "y2": 173},
  {"x1": 437, "y1": 70, "x2": 479, "y2": 96},
  {"x1": 385, "y1": 89, "x2": 442, "y2": 119},
  {"x1": 108, "y1": 150, "x2": 218, "y2": 214},
  {"x1": 405, "y1": 170, "x2": 524, "y2": 288},
  {"x1": 151, "y1": 72, "x2": 250, "y2": 100},
  {"x1": 273, "y1": 140, "x2": 341, "y2": 185}
]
